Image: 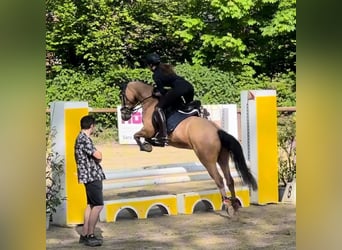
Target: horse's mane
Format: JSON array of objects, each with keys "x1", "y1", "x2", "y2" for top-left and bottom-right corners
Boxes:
[
  {"x1": 125, "y1": 80, "x2": 154, "y2": 102},
  {"x1": 128, "y1": 80, "x2": 152, "y2": 87},
  {"x1": 127, "y1": 80, "x2": 153, "y2": 92}
]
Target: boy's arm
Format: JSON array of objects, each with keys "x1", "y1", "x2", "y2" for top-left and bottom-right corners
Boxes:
[{"x1": 93, "y1": 149, "x2": 102, "y2": 163}]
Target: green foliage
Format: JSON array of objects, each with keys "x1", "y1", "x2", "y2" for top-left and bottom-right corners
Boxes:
[
  {"x1": 235, "y1": 71, "x2": 296, "y2": 107},
  {"x1": 170, "y1": 0, "x2": 296, "y2": 76},
  {"x1": 46, "y1": 0, "x2": 296, "y2": 78},
  {"x1": 175, "y1": 63, "x2": 241, "y2": 104},
  {"x1": 47, "y1": 69, "x2": 113, "y2": 104},
  {"x1": 103, "y1": 67, "x2": 153, "y2": 86},
  {"x1": 46, "y1": 127, "x2": 65, "y2": 214},
  {"x1": 211, "y1": 0, "x2": 254, "y2": 20},
  {"x1": 46, "y1": 0, "x2": 127, "y2": 73},
  {"x1": 278, "y1": 112, "x2": 296, "y2": 186},
  {"x1": 46, "y1": 68, "x2": 120, "y2": 127},
  {"x1": 265, "y1": 72, "x2": 296, "y2": 106},
  {"x1": 260, "y1": 0, "x2": 296, "y2": 36},
  {"x1": 176, "y1": 63, "x2": 295, "y2": 107}
]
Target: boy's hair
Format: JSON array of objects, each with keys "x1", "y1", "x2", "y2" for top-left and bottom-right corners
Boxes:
[{"x1": 80, "y1": 115, "x2": 95, "y2": 129}]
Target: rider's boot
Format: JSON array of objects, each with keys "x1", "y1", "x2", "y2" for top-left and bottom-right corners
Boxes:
[{"x1": 154, "y1": 107, "x2": 168, "y2": 146}]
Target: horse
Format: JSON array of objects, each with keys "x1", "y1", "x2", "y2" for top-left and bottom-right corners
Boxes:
[{"x1": 119, "y1": 81, "x2": 257, "y2": 216}]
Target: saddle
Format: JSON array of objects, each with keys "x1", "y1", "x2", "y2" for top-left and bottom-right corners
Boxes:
[
  {"x1": 178, "y1": 100, "x2": 202, "y2": 113},
  {"x1": 178, "y1": 100, "x2": 210, "y2": 120},
  {"x1": 148, "y1": 99, "x2": 209, "y2": 147},
  {"x1": 156, "y1": 100, "x2": 206, "y2": 132}
]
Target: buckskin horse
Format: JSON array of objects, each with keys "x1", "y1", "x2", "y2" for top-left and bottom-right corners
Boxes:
[{"x1": 119, "y1": 81, "x2": 257, "y2": 216}]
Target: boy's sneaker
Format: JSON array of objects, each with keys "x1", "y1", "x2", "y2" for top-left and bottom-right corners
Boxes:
[
  {"x1": 79, "y1": 234, "x2": 87, "y2": 244},
  {"x1": 85, "y1": 234, "x2": 102, "y2": 247}
]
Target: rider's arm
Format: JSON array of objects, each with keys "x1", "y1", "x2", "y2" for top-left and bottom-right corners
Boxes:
[
  {"x1": 152, "y1": 85, "x2": 162, "y2": 97},
  {"x1": 153, "y1": 74, "x2": 167, "y2": 95}
]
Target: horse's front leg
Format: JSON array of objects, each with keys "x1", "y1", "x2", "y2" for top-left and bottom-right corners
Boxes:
[{"x1": 133, "y1": 128, "x2": 153, "y2": 152}]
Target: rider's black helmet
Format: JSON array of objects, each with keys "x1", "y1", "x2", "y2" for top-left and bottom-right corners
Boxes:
[{"x1": 145, "y1": 53, "x2": 161, "y2": 66}]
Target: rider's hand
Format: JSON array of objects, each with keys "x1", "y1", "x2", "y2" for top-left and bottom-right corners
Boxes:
[
  {"x1": 153, "y1": 91, "x2": 162, "y2": 97},
  {"x1": 152, "y1": 87, "x2": 162, "y2": 97}
]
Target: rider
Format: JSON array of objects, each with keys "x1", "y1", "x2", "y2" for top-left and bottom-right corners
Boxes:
[{"x1": 145, "y1": 52, "x2": 196, "y2": 145}]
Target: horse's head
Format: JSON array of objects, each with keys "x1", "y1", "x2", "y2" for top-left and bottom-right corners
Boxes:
[
  {"x1": 118, "y1": 81, "x2": 155, "y2": 121},
  {"x1": 120, "y1": 106, "x2": 133, "y2": 121},
  {"x1": 119, "y1": 83, "x2": 135, "y2": 121}
]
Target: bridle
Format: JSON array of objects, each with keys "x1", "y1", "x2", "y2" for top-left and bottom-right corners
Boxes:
[{"x1": 119, "y1": 84, "x2": 154, "y2": 119}]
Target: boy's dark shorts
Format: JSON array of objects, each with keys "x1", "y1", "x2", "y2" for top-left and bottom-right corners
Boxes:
[{"x1": 84, "y1": 180, "x2": 104, "y2": 206}]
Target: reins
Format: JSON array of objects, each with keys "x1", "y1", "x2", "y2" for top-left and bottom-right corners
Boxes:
[
  {"x1": 128, "y1": 95, "x2": 154, "y2": 113},
  {"x1": 120, "y1": 84, "x2": 154, "y2": 114}
]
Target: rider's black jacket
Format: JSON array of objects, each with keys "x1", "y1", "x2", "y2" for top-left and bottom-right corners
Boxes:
[{"x1": 152, "y1": 65, "x2": 193, "y2": 95}]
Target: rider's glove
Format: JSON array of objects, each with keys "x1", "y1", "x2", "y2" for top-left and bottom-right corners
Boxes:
[{"x1": 152, "y1": 87, "x2": 162, "y2": 97}]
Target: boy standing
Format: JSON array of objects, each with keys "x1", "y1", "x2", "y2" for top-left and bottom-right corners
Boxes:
[{"x1": 74, "y1": 115, "x2": 106, "y2": 247}]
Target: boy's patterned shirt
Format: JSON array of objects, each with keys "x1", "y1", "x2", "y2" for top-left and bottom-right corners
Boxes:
[{"x1": 74, "y1": 132, "x2": 106, "y2": 184}]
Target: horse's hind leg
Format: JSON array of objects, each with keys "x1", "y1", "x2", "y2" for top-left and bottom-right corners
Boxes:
[
  {"x1": 194, "y1": 150, "x2": 227, "y2": 201},
  {"x1": 198, "y1": 154, "x2": 237, "y2": 217},
  {"x1": 218, "y1": 149, "x2": 240, "y2": 214},
  {"x1": 204, "y1": 163, "x2": 227, "y2": 199}
]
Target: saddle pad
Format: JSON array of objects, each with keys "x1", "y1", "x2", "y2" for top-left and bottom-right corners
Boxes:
[{"x1": 166, "y1": 110, "x2": 198, "y2": 133}]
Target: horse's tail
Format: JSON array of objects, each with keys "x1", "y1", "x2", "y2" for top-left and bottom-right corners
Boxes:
[{"x1": 217, "y1": 129, "x2": 258, "y2": 191}]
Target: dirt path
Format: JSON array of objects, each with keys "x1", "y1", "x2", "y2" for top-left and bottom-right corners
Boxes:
[
  {"x1": 46, "y1": 203, "x2": 295, "y2": 250},
  {"x1": 46, "y1": 143, "x2": 296, "y2": 249}
]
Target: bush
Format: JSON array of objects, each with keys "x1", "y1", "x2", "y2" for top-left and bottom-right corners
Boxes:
[
  {"x1": 46, "y1": 68, "x2": 120, "y2": 128},
  {"x1": 46, "y1": 64, "x2": 296, "y2": 129},
  {"x1": 103, "y1": 67, "x2": 153, "y2": 86},
  {"x1": 46, "y1": 127, "x2": 65, "y2": 215},
  {"x1": 176, "y1": 64, "x2": 296, "y2": 107},
  {"x1": 175, "y1": 64, "x2": 240, "y2": 104}
]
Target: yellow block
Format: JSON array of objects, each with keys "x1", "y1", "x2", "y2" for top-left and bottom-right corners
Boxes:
[
  {"x1": 104, "y1": 195, "x2": 178, "y2": 222},
  {"x1": 177, "y1": 189, "x2": 250, "y2": 215},
  {"x1": 64, "y1": 108, "x2": 89, "y2": 224},
  {"x1": 256, "y1": 96, "x2": 278, "y2": 204}
]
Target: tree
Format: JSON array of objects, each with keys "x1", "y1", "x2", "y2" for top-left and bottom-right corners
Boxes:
[
  {"x1": 46, "y1": 0, "x2": 296, "y2": 79},
  {"x1": 46, "y1": 0, "x2": 296, "y2": 110},
  {"x1": 46, "y1": 0, "x2": 129, "y2": 74},
  {"x1": 172, "y1": 0, "x2": 296, "y2": 77}
]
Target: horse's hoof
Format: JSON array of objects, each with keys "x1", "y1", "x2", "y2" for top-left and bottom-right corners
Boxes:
[
  {"x1": 225, "y1": 204, "x2": 236, "y2": 218},
  {"x1": 140, "y1": 142, "x2": 152, "y2": 152},
  {"x1": 223, "y1": 198, "x2": 239, "y2": 218}
]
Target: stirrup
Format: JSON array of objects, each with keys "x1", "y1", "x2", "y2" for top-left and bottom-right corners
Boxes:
[
  {"x1": 152, "y1": 136, "x2": 167, "y2": 141},
  {"x1": 154, "y1": 137, "x2": 168, "y2": 144},
  {"x1": 151, "y1": 137, "x2": 168, "y2": 147},
  {"x1": 154, "y1": 132, "x2": 168, "y2": 141}
]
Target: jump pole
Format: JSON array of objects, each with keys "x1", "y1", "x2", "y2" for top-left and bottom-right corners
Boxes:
[
  {"x1": 241, "y1": 90, "x2": 278, "y2": 204},
  {"x1": 49, "y1": 101, "x2": 89, "y2": 226}
]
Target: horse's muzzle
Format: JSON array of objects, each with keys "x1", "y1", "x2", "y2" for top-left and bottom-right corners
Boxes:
[{"x1": 120, "y1": 107, "x2": 132, "y2": 121}]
